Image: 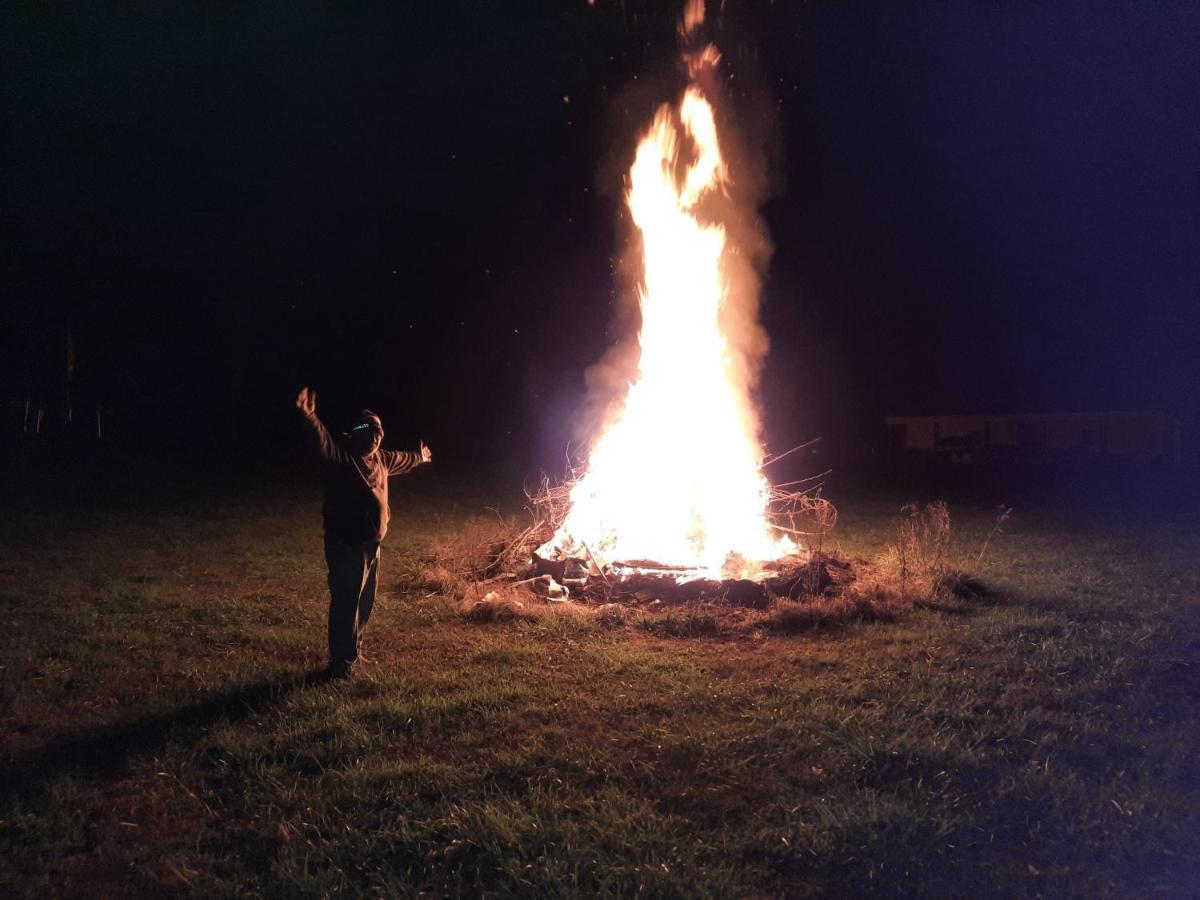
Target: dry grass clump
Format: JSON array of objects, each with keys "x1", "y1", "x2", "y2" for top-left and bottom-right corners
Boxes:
[
  {"x1": 760, "y1": 501, "x2": 978, "y2": 633},
  {"x1": 461, "y1": 594, "x2": 529, "y2": 624},
  {"x1": 888, "y1": 501, "x2": 951, "y2": 594},
  {"x1": 760, "y1": 555, "x2": 913, "y2": 634},
  {"x1": 593, "y1": 603, "x2": 629, "y2": 628},
  {"x1": 417, "y1": 474, "x2": 574, "y2": 600},
  {"x1": 446, "y1": 515, "x2": 529, "y2": 577},
  {"x1": 416, "y1": 561, "x2": 470, "y2": 598},
  {"x1": 764, "y1": 590, "x2": 905, "y2": 634},
  {"x1": 456, "y1": 578, "x2": 542, "y2": 624},
  {"x1": 459, "y1": 588, "x2": 602, "y2": 635},
  {"x1": 644, "y1": 607, "x2": 721, "y2": 638},
  {"x1": 934, "y1": 568, "x2": 1000, "y2": 603},
  {"x1": 880, "y1": 502, "x2": 1009, "y2": 604},
  {"x1": 417, "y1": 514, "x2": 538, "y2": 600}
]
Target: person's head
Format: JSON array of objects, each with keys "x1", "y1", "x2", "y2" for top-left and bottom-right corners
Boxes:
[{"x1": 347, "y1": 409, "x2": 384, "y2": 456}]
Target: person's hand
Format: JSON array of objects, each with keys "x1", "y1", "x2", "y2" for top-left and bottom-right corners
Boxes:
[
  {"x1": 419, "y1": 440, "x2": 432, "y2": 463},
  {"x1": 296, "y1": 387, "x2": 317, "y2": 417}
]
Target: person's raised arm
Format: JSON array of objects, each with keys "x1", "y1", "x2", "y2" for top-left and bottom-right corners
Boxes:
[
  {"x1": 383, "y1": 440, "x2": 432, "y2": 476},
  {"x1": 295, "y1": 387, "x2": 345, "y2": 463}
]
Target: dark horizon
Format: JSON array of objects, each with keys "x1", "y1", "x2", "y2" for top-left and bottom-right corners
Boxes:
[{"x1": 4, "y1": 1, "x2": 1197, "y2": 476}]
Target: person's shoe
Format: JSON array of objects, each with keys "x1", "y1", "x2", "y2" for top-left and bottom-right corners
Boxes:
[{"x1": 326, "y1": 660, "x2": 353, "y2": 680}]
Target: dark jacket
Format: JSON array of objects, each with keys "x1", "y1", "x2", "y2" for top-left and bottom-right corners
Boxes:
[{"x1": 302, "y1": 411, "x2": 423, "y2": 543}]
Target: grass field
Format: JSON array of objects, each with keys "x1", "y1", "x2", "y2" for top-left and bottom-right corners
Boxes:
[{"x1": 1, "y1": 475, "x2": 1198, "y2": 897}]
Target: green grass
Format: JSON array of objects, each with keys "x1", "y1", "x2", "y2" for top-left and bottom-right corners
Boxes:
[{"x1": 1, "y1": 487, "x2": 1197, "y2": 897}]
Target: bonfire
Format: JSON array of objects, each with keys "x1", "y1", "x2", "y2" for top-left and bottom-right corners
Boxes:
[
  {"x1": 428, "y1": 3, "x2": 973, "y2": 629},
  {"x1": 534, "y1": 0, "x2": 818, "y2": 588}
]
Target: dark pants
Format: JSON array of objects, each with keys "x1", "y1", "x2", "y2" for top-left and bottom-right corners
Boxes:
[{"x1": 324, "y1": 538, "x2": 380, "y2": 666}]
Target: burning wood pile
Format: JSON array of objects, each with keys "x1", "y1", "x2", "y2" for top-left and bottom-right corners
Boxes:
[{"x1": 525, "y1": 550, "x2": 854, "y2": 612}]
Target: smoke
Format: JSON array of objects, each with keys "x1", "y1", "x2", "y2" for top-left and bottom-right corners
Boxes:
[
  {"x1": 703, "y1": 71, "x2": 776, "y2": 443},
  {"x1": 572, "y1": 5, "x2": 782, "y2": 457}
]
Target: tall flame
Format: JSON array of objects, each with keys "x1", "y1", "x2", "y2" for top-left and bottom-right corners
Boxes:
[{"x1": 540, "y1": 61, "x2": 794, "y2": 577}]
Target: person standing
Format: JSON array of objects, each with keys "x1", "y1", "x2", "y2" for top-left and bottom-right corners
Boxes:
[{"x1": 295, "y1": 387, "x2": 432, "y2": 678}]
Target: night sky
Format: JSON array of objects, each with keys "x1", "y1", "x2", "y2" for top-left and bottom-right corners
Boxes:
[{"x1": 4, "y1": 1, "x2": 1197, "y2": 478}]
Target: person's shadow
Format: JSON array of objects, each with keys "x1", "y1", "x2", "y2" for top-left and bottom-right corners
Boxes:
[{"x1": 1, "y1": 669, "x2": 330, "y2": 800}]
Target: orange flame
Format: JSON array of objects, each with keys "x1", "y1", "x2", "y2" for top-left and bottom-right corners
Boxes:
[{"x1": 540, "y1": 74, "x2": 794, "y2": 578}]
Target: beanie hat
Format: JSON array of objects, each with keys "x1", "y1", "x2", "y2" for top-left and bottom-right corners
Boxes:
[{"x1": 358, "y1": 409, "x2": 383, "y2": 430}]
